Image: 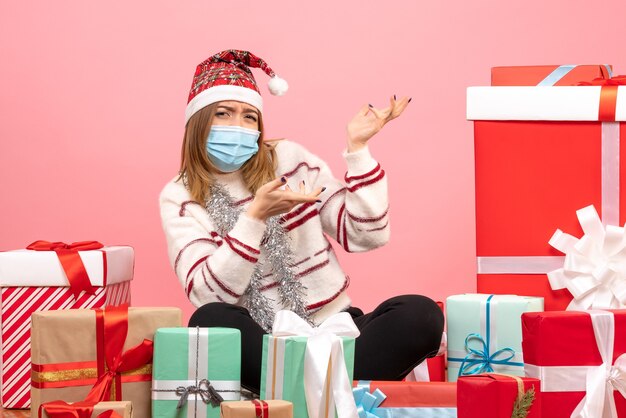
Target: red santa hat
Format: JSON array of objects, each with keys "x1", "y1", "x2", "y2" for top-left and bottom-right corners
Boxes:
[{"x1": 185, "y1": 49, "x2": 288, "y2": 124}]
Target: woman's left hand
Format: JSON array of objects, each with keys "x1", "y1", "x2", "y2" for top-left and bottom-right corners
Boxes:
[{"x1": 346, "y1": 95, "x2": 410, "y2": 152}]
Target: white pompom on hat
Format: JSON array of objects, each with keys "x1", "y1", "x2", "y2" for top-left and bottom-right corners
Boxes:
[{"x1": 185, "y1": 49, "x2": 288, "y2": 124}]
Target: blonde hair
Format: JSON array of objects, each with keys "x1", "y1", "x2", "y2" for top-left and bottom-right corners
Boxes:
[{"x1": 178, "y1": 103, "x2": 277, "y2": 204}]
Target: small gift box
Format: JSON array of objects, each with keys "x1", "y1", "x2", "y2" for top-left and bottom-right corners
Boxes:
[
  {"x1": 39, "y1": 400, "x2": 133, "y2": 418},
  {"x1": 446, "y1": 294, "x2": 543, "y2": 381},
  {"x1": 260, "y1": 310, "x2": 358, "y2": 418},
  {"x1": 0, "y1": 241, "x2": 133, "y2": 409},
  {"x1": 457, "y1": 374, "x2": 541, "y2": 418},
  {"x1": 152, "y1": 327, "x2": 241, "y2": 418},
  {"x1": 30, "y1": 305, "x2": 182, "y2": 418},
  {"x1": 353, "y1": 381, "x2": 457, "y2": 418},
  {"x1": 522, "y1": 310, "x2": 626, "y2": 418},
  {"x1": 221, "y1": 400, "x2": 293, "y2": 418},
  {"x1": 491, "y1": 64, "x2": 612, "y2": 86}
]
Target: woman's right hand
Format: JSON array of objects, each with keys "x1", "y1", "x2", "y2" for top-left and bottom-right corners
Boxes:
[{"x1": 246, "y1": 177, "x2": 324, "y2": 222}]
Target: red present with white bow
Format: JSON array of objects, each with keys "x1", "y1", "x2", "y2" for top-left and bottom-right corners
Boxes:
[
  {"x1": 0, "y1": 242, "x2": 134, "y2": 409},
  {"x1": 522, "y1": 309, "x2": 626, "y2": 417},
  {"x1": 468, "y1": 70, "x2": 626, "y2": 310}
]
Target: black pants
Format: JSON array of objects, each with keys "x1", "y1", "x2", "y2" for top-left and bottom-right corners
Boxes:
[{"x1": 188, "y1": 294, "x2": 444, "y2": 393}]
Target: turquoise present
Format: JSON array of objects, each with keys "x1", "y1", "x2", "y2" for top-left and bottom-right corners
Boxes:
[
  {"x1": 260, "y1": 310, "x2": 358, "y2": 418},
  {"x1": 446, "y1": 294, "x2": 543, "y2": 382},
  {"x1": 152, "y1": 327, "x2": 241, "y2": 418}
]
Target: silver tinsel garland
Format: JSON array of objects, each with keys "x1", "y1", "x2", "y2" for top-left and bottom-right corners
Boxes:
[{"x1": 206, "y1": 183, "x2": 310, "y2": 331}]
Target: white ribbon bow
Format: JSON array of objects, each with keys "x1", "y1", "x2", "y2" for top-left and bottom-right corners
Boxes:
[
  {"x1": 570, "y1": 311, "x2": 626, "y2": 418},
  {"x1": 272, "y1": 310, "x2": 360, "y2": 418},
  {"x1": 548, "y1": 205, "x2": 626, "y2": 310}
]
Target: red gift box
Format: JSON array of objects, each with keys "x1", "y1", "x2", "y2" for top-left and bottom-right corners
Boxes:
[
  {"x1": 353, "y1": 381, "x2": 456, "y2": 408},
  {"x1": 0, "y1": 243, "x2": 134, "y2": 409},
  {"x1": 468, "y1": 72, "x2": 626, "y2": 310},
  {"x1": 522, "y1": 310, "x2": 626, "y2": 417},
  {"x1": 491, "y1": 64, "x2": 612, "y2": 86},
  {"x1": 457, "y1": 373, "x2": 541, "y2": 418}
]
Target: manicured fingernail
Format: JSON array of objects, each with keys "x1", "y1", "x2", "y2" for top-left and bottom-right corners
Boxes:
[
  {"x1": 408, "y1": 97, "x2": 412, "y2": 103},
  {"x1": 321, "y1": 187, "x2": 327, "y2": 192},
  {"x1": 394, "y1": 94, "x2": 396, "y2": 100},
  {"x1": 316, "y1": 199, "x2": 322, "y2": 203},
  {"x1": 281, "y1": 177, "x2": 286, "y2": 183},
  {"x1": 302, "y1": 180, "x2": 305, "y2": 186},
  {"x1": 368, "y1": 104, "x2": 373, "y2": 108}
]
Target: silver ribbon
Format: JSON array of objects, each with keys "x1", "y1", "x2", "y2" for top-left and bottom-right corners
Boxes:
[{"x1": 175, "y1": 378, "x2": 224, "y2": 409}]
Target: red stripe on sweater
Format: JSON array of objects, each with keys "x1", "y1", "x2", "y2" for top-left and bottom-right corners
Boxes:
[
  {"x1": 343, "y1": 212, "x2": 350, "y2": 252},
  {"x1": 206, "y1": 263, "x2": 242, "y2": 298},
  {"x1": 186, "y1": 280, "x2": 194, "y2": 297},
  {"x1": 344, "y1": 163, "x2": 381, "y2": 183},
  {"x1": 202, "y1": 269, "x2": 225, "y2": 302},
  {"x1": 224, "y1": 237, "x2": 259, "y2": 263},
  {"x1": 366, "y1": 221, "x2": 389, "y2": 232},
  {"x1": 226, "y1": 234, "x2": 260, "y2": 254},
  {"x1": 347, "y1": 207, "x2": 389, "y2": 223},
  {"x1": 296, "y1": 259, "x2": 330, "y2": 278},
  {"x1": 306, "y1": 276, "x2": 350, "y2": 310},
  {"x1": 314, "y1": 242, "x2": 333, "y2": 256},
  {"x1": 258, "y1": 259, "x2": 330, "y2": 292},
  {"x1": 281, "y1": 162, "x2": 321, "y2": 178},
  {"x1": 234, "y1": 196, "x2": 254, "y2": 206},
  {"x1": 347, "y1": 170, "x2": 385, "y2": 193},
  {"x1": 175, "y1": 238, "x2": 222, "y2": 272},
  {"x1": 320, "y1": 188, "x2": 346, "y2": 214},
  {"x1": 179, "y1": 200, "x2": 203, "y2": 216},
  {"x1": 186, "y1": 256, "x2": 209, "y2": 282},
  {"x1": 281, "y1": 202, "x2": 314, "y2": 222},
  {"x1": 337, "y1": 204, "x2": 345, "y2": 246},
  {"x1": 285, "y1": 209, "x2": 319, "y2": 231}
]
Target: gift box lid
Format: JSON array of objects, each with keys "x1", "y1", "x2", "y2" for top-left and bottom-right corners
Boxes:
[
  {"x1": 0, "y1": 245, "x2": 134, "y2": 287},
  {"x1": 491, "y1": 65, "x2": 612, "y2": 86},
  {"x1": 467, "y1": 86, "x2": 626, "y2": 121}
]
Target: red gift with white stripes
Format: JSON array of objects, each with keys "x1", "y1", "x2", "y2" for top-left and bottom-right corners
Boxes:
[{"x1": 0, "y1": 242, "x2": 134, "y2": 409}]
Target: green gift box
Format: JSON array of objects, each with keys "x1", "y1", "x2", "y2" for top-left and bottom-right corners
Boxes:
[
  {"x1": 446, "y1": 293, "x2": 543, "y2": 382},
  {"x1": 260, "y1": 335, "x2": 355, "y2": 418},
  {"x1": 152, "y1": 327, "x2": 241, "y2": 418}
]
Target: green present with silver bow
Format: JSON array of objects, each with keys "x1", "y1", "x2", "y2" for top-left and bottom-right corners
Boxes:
[
  {"x1": 260, "y1": 310, "x2": 359, "y2": 418},
  {"x1": 152, "y1": 327, "x2": 241, "y2": 418},
  {"x1": 446, "y1": 294, "x2": 543, "y2": 382}
]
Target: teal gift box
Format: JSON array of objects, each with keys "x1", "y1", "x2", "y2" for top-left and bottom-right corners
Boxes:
[
  {"x1": 152, "y1": 327, "x2": 241, "y2": 418},
  {"x1": 446, "y1": 294, "x2": 543, "y2": 382},
  {"x1": 260, "y1": 334, "x2": 355, "y2": 418}
]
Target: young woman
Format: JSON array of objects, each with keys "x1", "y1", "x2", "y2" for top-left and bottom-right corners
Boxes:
[{"x1": 160, "y1": 50, "x2": 444, "y2": 393}]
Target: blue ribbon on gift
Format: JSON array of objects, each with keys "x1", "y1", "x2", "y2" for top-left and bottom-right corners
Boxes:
[
  {"x1": 448, "y1": 295, "x2": 524, "y2": 378},
  {"x1": 353, "y1": 386, "x2": 457, "y2": 418},
  {"x1": 537, "y1": 64, "x2": 613, "y2": 86},
  {"x1": 353, "y1": 386, "x2": 387, "y2": 418}
]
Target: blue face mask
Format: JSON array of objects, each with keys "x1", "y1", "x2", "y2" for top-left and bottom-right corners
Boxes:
[{"x1": 206, "y1": 125, "x2": 260, "y2": 173}]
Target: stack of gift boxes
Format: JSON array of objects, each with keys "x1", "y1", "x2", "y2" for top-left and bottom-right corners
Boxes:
[{"x1": 1, "y1": 64, "x2": 625, "y2": 418}]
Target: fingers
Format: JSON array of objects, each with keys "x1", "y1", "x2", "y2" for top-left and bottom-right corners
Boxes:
[{"x1": 265, "y1": 176, "x2": 288, "y2": 192}]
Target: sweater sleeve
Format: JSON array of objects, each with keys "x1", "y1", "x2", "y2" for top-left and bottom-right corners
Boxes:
[
  {"x1": 287, "y1": 143, "x2": 390, "y2": 252},
  {"x1": 159, "y1": 181, "x2": 266, "y2": 307}
]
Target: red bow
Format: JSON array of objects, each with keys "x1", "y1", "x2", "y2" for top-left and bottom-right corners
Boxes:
[
  {"x1": 577, "y1": 75, "x2": 626, "y2": 86},
  {"x1": 578, "y1": 75, "x2": 626, "y2": 121},
  {"x1": 27, "y1": 240, "x2": 105, "y2": 298},
  {"x1": 39, "y1": 400, "x2": 124, "y2": 418},
  {"x1": 84, "y1": 304, "x2": 153, "y2": 404}
]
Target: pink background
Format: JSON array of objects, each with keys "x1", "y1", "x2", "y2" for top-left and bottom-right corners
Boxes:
[{"x1": 2, "y1": 1, "x2": 625, "y2": 322}]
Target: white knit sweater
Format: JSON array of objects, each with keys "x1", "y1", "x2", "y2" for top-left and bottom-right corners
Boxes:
[{"x1": 159, "y1": 140, "x2": 389, "y2": 324}]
